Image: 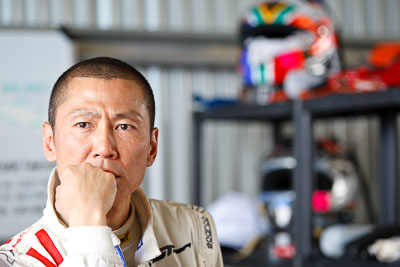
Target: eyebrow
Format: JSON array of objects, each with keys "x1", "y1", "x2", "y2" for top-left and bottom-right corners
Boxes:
[
  {"x1": 68, "y1": 109, "x2": 144, "y2": 122},
  {"x1": 68, "y1": 109, "x2": 101, "y2": 119},
  {"x1": 115, "y1": 111, "x2": 144, "y2": 122}
]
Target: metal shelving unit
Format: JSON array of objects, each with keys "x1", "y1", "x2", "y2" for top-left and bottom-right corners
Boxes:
[{"x1": 192, "y1": 89, "x2": 400, "y2": 267}]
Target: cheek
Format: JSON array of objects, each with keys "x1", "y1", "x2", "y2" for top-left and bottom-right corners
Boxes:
[
  {"x1": 119, "y1": 136, "x2": 149, "y2": 161},
  {"x1": 55, "y1": 128, "x2": 91, "y2": 165},
  {"x1": 118, "y1": 140, "x2": 149, "y2": 181}
]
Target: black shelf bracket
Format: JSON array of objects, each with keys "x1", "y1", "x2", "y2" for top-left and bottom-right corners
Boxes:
[
  {"x1": 293, "y1": 100, "x2": 313, "y2": 267},
  {"x1": 379, "y1": 111, "x2": 399, "y2": 226},
  {"x1": 193, "y1": 112, "x2": 203, "y2": 206}
]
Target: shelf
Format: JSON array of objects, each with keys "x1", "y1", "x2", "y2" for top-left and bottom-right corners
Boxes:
[
  {"x1": 194, "y1": 89, "x2": 400, "y2": 122},
  {"x1": 194, "y1": 101, "x2": 292, "y2": 121},
  {"x1": 310, "y1": 258, "x2": 400, "y2": 267},
  {"x1": 62, "y1": 27, "x2": 237, "y2": 68},
  {"x1": 304, "y1": 89, "x2": 400, "y2": 118},
  {"x1": 192, "y1": 89, "x2": 400, "y2": 267},
  {"x1": 223, "y1": 252, "x2": 400, "y2": 267}
]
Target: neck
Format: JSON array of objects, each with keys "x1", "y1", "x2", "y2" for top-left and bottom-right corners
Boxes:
[{"x1": 106, "y1": 197, "x2": 132, "y2": 230}]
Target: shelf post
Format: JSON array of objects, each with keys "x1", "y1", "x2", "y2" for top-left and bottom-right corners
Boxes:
[
  {"x1": 293, "y1": 100, "x2": 313, "y2": 267},
  {"x1": 378, "y1": 111, "x2": 398, "y2": 226},
  {"x1": 272, "y1": 121, "x2": 282, "y2": 145},
  {"x1": 193, "y1": 112, "x2": 203, "y2": 206}
]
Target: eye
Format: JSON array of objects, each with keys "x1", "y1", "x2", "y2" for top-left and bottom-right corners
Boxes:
[
  {"x1": 76, "y1": 122, "x2": 90, "y2": 128},
  {"x1": 117, "y1": 124, "x2": 132, "y2": 131}
]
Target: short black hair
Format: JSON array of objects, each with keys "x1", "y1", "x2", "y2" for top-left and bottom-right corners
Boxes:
[{"x1": 48, "y1": 57, "x2": 155, "y2": 132}]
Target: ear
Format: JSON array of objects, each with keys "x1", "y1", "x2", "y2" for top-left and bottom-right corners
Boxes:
[
  {"x1": 147, "y1": 127, "x2": 159, "y2": 166},
  {"x1": 42, "y1": 122, "x2": 57, "y2": 162}
]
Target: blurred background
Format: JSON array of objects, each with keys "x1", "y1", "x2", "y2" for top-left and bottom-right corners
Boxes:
[{"x1": 1, "y1": 0, "x2": 400, "y2": 266}]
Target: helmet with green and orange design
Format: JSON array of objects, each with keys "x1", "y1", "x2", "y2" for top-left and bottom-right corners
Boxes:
[{"x1": 239, "y1": 0, "x2": 340, "y2": 102}]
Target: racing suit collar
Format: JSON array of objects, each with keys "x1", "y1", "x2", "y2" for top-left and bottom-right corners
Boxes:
[
  {"x1": 43, "y1": 168, "x2": 68, "y2": 232},
  {"x1": 43, "y1": 167, "x2": 161, "y2": 265},
  {"x1": 130, "y1": 188, "x2": 161, "y2": 264}
]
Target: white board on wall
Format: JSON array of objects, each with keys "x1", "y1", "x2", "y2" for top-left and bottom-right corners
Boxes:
[{"x1": 0, "y1": 29, "x2": 75, "y2": 240}]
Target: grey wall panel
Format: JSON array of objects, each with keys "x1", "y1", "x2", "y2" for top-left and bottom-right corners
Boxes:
[
  {"x1": 203, "y1": 122, "x2": 218, "y2": 205},
  {"x1": 144, "y1": 0, "x2": 158, "y2": 31},
  {"x1": 34, "y1": 0, "x2": 51, "y2": 26},
  {"x1": 139, "y1": 66, "x2": 167, "y2": 201},
  {"x1": 74, "y1": 0, "x2": 95, "y2": 28},
  {"x1": 167, "y1": 0, "x2": 189, "y2": 32},
  {"x1": 120, "y1": 0, "x2": 144, "y2": 30},
  {"x1": 326, "y1": 0, "x2": 400, "y2": 38},
  {"x1": 49, "y1": 0, "x2": 63, "y2": 26},
  {"x1": 25, "y1": 0, "x2": 37, "y2": 26},
  {"x1": 365, "y1": 0, "x2": 385, "y2": 37},
  {"x1": 0, "y1": 0, "x2": 13, "y2": 25},
  {"x1": 214, "y1": 0, "x2": 234, "y2": 33},
  {"x1": 342, "y1": 0, "x2": 355, "y2": 37},
  {"x1": 14, "y1": 0, "x2": 24, "y2": 25},
  {"x1": 385, "y1": 0, "x2": 400, "y2": 37},
  {"x1": 61, "y1": 0, "x2": 75, "y2": 26},
  {"x1": 352, "y1": 0, "x2": 366, "y2": 37},
  {"x1": 215, "y1": 123, "x2": 235, "y2": 196},
  {"x1": 96, "y1": 0, "x2": 113, "y2": 29},
  {"x1": 1, "y1": 0, "x2": 399, "y2": 38},
  {"x1": 112, "y1": 0, "x2": 123, "y2": 29},
  {"x1": 198, "y1": 121, "x2": 273, "y2": 206},
  {"x1": 168, "y1": 68, "x2": 193, "y2": 203},
  {"x1": 190, "y1": 0, "x2": 214, "y2": 32}
]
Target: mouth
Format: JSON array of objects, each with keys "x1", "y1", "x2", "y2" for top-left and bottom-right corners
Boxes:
[{"x1": 103, "y1": 169, "x2": 121, "y2": 179}]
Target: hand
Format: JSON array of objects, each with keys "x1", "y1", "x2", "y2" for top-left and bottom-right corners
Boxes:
[{"x1": 55, "y1": 163, "x2": 117, "y2": 227}]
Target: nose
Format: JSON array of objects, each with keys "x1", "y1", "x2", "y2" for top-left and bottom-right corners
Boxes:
[{"x1": 91, "y1": 124, "x2": 118, "y2": 160}]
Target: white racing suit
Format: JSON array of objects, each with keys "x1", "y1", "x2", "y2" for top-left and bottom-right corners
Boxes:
[{"x1": 0, "y1": 169, "x2": 223, "y2": 267}]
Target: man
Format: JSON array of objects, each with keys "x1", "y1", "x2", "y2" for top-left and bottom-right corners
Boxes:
[{"x1": 0, "y1": 57, "x2": 223, "y2": 266}]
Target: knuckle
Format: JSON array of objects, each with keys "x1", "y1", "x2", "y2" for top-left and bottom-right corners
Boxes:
[{"x1": 104, "y1": 172, "x2": 114, "y2": 180}]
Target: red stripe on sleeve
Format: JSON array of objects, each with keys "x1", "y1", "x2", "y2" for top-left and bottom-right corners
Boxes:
[
  {"x1": 35, "y1": 229, "x2": 64, "y2": 265},
  {"x1": 27, "y1": 248, "x2": 57, "y2": 267}
]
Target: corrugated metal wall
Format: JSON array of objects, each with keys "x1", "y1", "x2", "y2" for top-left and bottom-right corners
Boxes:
[
  {"x1": 1, "y1": 0, "x2": 399, "y2": 37},
  {"x1": 1, "y1": 0, "x2": 399, "y2": 222}
]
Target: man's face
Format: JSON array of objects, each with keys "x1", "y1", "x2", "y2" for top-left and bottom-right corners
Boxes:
[{"x1": 43, "y1": 77, "x2": 158, "y2": 208}]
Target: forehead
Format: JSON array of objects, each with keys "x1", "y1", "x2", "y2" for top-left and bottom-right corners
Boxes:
[{"x1": 59, "y1": 77, "x2": 148, "y2": 117}]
